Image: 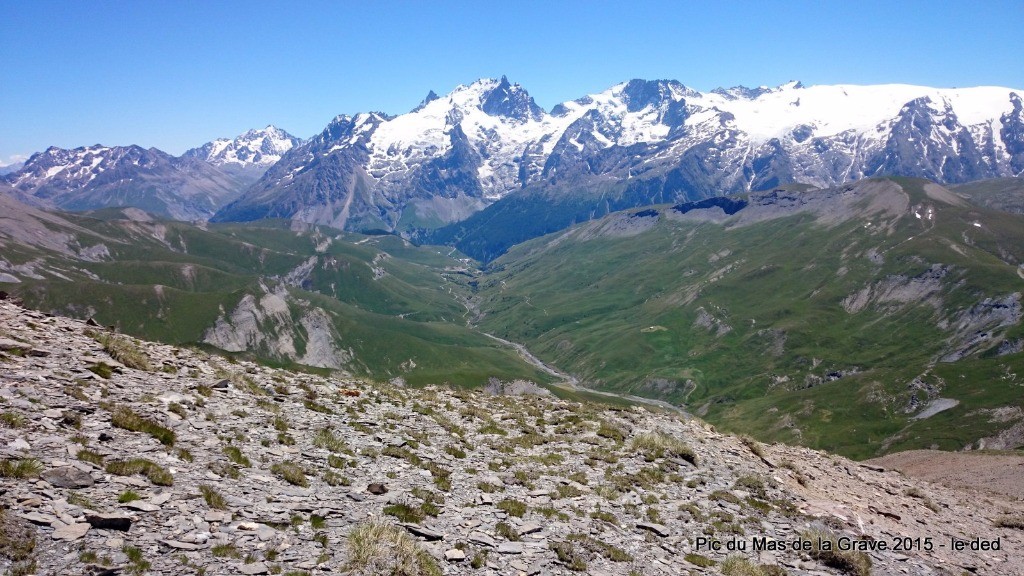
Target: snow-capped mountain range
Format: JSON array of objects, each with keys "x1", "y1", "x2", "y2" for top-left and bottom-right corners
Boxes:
[
  {"x1": 184, "y1": 125, "x2": 300, "y2": 173},
  {"x1": 213, "y1": 77, "x2": 1024, "y2": 235},
  {"x1": 3, "y1": 79, "x2": 1022, "y2": 237},
  {"x1": 2, "y1": 127, "x2": 299, "y2": 219}
]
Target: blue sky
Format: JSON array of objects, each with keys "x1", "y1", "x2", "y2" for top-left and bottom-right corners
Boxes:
[{"x1": 2, "y1": 0, "x2": 1022, "y2": 164}]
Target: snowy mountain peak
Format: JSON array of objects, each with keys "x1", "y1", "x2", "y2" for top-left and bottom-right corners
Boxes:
[{"x1": 185, "y1": 126, "x2": 300, "y2": 170}]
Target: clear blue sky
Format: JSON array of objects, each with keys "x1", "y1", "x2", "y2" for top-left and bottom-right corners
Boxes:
[{"x1": 2, "y1": 0, "x2": 1022, "y2": 164}]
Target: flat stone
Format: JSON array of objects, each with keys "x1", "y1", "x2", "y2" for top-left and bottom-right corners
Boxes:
[
  {"x1": 498, "y1": 542, "x2": 524, "y2": 554},
  {"x1": 52, "y1": 522, "x2": 90, "y2": 541},
  {"x1": 19, "y1": 512, "x2": 58, "y2": 526},
  {"x1": 636, "y1": 522, "x2": 670, "y2": 537},
  {"x1": 205, "y1": 510, "x2": 231, "y2": 523},
  {"x1": 42, "y1": 466, "x2": 94, "y2": 488},
  {"x1": 238, "y1": 561, "x2": 269, "y2": 574},
  {"x1": 7, "y1": 438, "x2": 30, "y2": 450},
  {"x1": 86, "y1": 513, "x2": 132, "y2": 531},
  {"x1": 122, "y1": 501, "x2": 160, "y2": 512},
  {"x1": 444, "y1": 548, "x2": 466, "y2": 561},
  {"x1": 401, "y1": 523, "x2": 443, "y2": 541},
  {"x1": 469, "y1": 532, "x2": 496, "y2": 547},
  {"x1": 160, "y1": 539, "x2": 204, "y2": 550},
  {"x1": 150, "y1": 492, "x2": 173, "y2": 505},
  {"x1": 520, "y1": 522, "x2": 542, "y2": 535}
]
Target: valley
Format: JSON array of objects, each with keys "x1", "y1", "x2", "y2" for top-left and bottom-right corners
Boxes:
[{"x1": 3, "y1": 175, "x2": 1023, "y2": 461}]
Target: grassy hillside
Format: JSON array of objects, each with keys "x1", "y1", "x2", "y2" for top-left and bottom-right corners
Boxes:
[
  {"x1": 475, "y1": 178, "x2": 1024, "y2": 458},
  {"x1": 0, "y1": 211, "x2": 548, "y2": 388}
]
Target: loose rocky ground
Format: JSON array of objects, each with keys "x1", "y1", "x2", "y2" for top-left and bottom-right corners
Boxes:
[
  {"x1": 866, "y1": 450, "x2": 1024, "y2": 501},
  {"x1": 1, "y1": 300, "x2": 1023, "y2": 575}
]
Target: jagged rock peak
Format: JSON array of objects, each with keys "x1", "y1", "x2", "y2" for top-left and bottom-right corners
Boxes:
[{"x1": 184, "y1": 126, "x2": 300, "y2": 169}]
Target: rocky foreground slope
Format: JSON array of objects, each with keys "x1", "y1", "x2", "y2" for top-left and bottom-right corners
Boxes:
[{"x1": 1, "y1": 299, "x2": 1022, "y2": 575}]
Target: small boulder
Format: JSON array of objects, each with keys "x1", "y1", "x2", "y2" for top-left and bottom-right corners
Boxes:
[
  {"x1": 41, "y1": 466, "x2": 94, "y2": 488},
  {"x1": 444, "y1": 548, "x2": 466, "y2": 562},
  {"x1": 86, "y1": 513, "x2": 132, "y2": 531}
]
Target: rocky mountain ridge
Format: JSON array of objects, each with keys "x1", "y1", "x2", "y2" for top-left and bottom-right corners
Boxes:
[
  {"x1": 213, "y1": 78, "x2": 1024, "y2": 245},
  {"x1": 1, "y1": 300, "x2": 1023, "y2": 575},
  {"x1": 2, "y1": 127, "x2": 299, "y2": 220}
]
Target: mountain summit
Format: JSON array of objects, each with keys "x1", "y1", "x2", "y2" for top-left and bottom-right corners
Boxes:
[{"x1": 212, "y1": 78, "x2": 1024, "y2": 245}]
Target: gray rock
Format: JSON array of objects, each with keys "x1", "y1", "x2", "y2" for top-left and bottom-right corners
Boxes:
[
  {"x1": 238, "y1": 561, "x2": 269, "y2": 574},
  {"x1": 122, "y1": 501, "x2": 160, "y2": 512},
  {"x1": 498, "y1": 542, "x2": 524, "y2": 554},
  {"x1": 41, "y1": 466, "x2": 94, "y2": 488},
  {"x1": 52, "y1": 522, "x2": 90, "y2": 541},
  {"x1": 401, "y1": 523, "x2": 443, "y2": 541},
  {"x1": 444, "y1": 548, "x2": 466, "y2": 562}
]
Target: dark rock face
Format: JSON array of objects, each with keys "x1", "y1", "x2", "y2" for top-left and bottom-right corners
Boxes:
[
  {"x1": 41, "y1": 467, "x2": 94, "y2": 488},
  {"x1": 85, "y1": 513, "x2": 132, "y2": 531},
  {"x1": 480, "y1": 76, "x2": 544, "y2": 122}
]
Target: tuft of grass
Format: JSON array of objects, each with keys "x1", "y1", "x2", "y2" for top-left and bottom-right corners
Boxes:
[
  {"x1": 211, "y1": 543, "x2": 242, "y2": 559},
  {"x1": 383, "y1": 502, "x2": 424, "y2": 524},
  {"x1": 343, "y1": 519, "x2": 441, "y2": 576},
  {"x1": 0, "y1": 508, "x2": 36, "y2": 563},
  {"x1": 0, "y1": 458, "x2": 42, "y2": 479},
  {"x1": 110, "y1": 406, "x2": 175, "y2": 446},
  {"x1": 995, "y1": 514, "x2": 1024, "y2": 530},
  {"x1": 93, "y1": 332, "x2": 152, "y2": 371},
  {"x1": 0, "y1": 411, "x2": 26, "y2": 428},
  {"x1": 630, "y1": 432, "x2": 697, "y2": 464},
  {"x1": 801, "y1": 528, "x2": 872, "y2": 576},
  {"x1": 550, "y1": 540, "x2": 588, "y2": 571},
  {"x1": 720, "y1": 555, "x2": 790, "y2": 576},
  {"x1": 87, "y1": 363, "x2": 114, "y2": 379},
  {"x1": 117, "y1": 490, "x2": 142, "y2": 503},
  {"x1": 223, "y1": 445, "x2": 251, "y2": 467},
  {"x1": 123, "y1": 544, "x2": 151, "y2": 575},
  {"x1": 495, "y1": 521, "x2": 520, "y2": 541},
  {"x1": 77, "y1": 449, "x2": 105, "y2": 466},
  {"x1": 271, "y1": 461, "x2": 308, "y2": 487},
  {"x1": 312, "y1": 427, "x2": 349, "y2": 453},
  {"x1": 496, "y1": 498, "x2": 527, "y2": 518},
  {"x1": 105, "y1": 458, "x2": 173, "y2": 486},
  {"x1": 685, "y1": 553, "x2": 716, "y2": 568},
  {"x1": 200, "y1": 484, "x2": 227, "y2": 509}
]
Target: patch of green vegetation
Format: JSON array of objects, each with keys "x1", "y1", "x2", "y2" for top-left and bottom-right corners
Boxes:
[
  {"x1": 0, "y1": 458, "x2": 42, "y2": 479},
  {"x1": 105, "y1": 458, "x2": 173, "y2": 486},
  {"x1": 343, "y1": 519, "x2": 441, "y2": 576},
  {"x1": 271, "y1": 461, "x2": 307, "y2": 487},
  {"x1": 110, "y1": 405, "x2": 175, "y2": 446},
  {"x1": 200, "y1": 484, "x2": 227, "y2": 509},
  {"x1": 496, "y1": 499, "x2": 527, "y2": 518}
]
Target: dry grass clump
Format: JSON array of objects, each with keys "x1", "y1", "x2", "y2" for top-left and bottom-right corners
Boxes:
[
  {"x1": 105, "y1": 458, "x2": 173, "y2": 486},
  {"x1": 0, "y1": 458, "x2": 42, "y2": 479},
  {"x1": 271, "y1": 460, "x2": 308, "y2": 487},
  {"x1": 720, "y1": 555, "x2": 789, "y2": 576},
  {"x1": 630, "y1": 432, "x2": 697, "y2": 464},
  {"x1": 343, "y1": 519, "x2": 441, "y2": 576},
  {"x1": 222, "y1": 445, "x2": 251, "y2": 467},
  {"x1": 92, "y1": 331, "x2": 152, "y2": 371},
  {"x1": 801, "y1": 528, "x2": 872, "y2": 576},
  {"x1": 0, "y1": 411, "x2": 26, "y2": 428},
  {"x1": 200, "y1": 484, "x2": 227, "y2": 509},
  {"x1": 110, "y1": 406, "x2": 175, "y2": 446},
  {"x1": 995, "y1": 514, "x2": 1024, "y2": 530},
  {"x1": 313, "y1": 427, "x2": 349, "y2": 453},
  {"x1": 0, "y1": 508, "x2": 36, "y2": 562}
]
